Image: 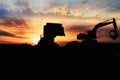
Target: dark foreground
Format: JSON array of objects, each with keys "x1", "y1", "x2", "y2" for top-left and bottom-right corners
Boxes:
[{"x1": 0, "y1": 42, "x2": 120, "y2": 57}]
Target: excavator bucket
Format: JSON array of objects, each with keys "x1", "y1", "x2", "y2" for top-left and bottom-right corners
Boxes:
[{"x1": 109, "y1": 18, "x2": 119, "y2": 40}]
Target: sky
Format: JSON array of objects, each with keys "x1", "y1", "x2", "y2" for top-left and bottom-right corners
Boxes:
[{"x1": 0, "y1": 0, "x2": 120, "y2": 46}]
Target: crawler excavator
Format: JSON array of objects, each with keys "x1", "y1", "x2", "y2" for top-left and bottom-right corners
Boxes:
[{"x1": 77, "y1": 18, "x2": 119, "y2": 43}]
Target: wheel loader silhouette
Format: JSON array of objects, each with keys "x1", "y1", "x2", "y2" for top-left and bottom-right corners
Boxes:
[
  {"x1": 38, "y1": 23, "x2": 65, "y2": 48},
  {"x1": 77, "y1": 18, "x2": 119, "y2": 44}
]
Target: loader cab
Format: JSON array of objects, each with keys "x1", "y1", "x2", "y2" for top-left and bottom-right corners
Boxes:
[{"x1": 43, "y1": 23, "x2": 65, "y2": 42}]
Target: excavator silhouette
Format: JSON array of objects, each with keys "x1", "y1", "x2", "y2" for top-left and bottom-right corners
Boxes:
[{"x1": 77, "y1": 18, "x2": 119, "y2": 44}]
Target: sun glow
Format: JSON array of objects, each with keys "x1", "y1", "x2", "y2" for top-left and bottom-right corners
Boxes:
[{"x1": 32, "y1": 37, "x2": 40, "y2": 45}]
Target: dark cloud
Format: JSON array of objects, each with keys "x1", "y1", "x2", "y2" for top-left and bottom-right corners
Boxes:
[
  {"x1": 76, "y1": 0, "x2": 120, "y2": 15},
  {"x1": 22, "y1": 8, "x2": 35, "y2": 15},
  {"x1": 0, "y1": 30, "x2": 15, "y2": 37},
  {"x1": 0, "y1": 18, "x2": 30, "y2": 28},
  {"x1": 14, "y1": 1, "x2": 29, "y2": 7},
  {"x1": 45, "y1": 1, "x2": 61, "y2": 8},
  {"x1": 106, "y1": 5, "x2": 120, "y2": 12},
  {"x1": 92, "y1": 0, "x2": 120, "y2": 13},
  {"x1": 14, "y1": 1, "x2": 36, "y2": 16},
  {"x1": 0, "y1": 30, "x2": 24, "y2": 38},
  {"x1": 0, "y1": 4, "x2": 11, "y2": 18},
  {"x1": 77, "y1": 0, "x2": 91, "y2": 7},
  {"x1": 0, "y1": 1, "x2": 37, "y2": 17},
  {"x1": 0, "y1": 18, "x2": 31, "y2": 35},
  {"x1": 103, "y1": 0, "x2": 120, "y2": 12},
  {"x1": 65, "y1": 24, "x2": 92, "y2": 33},
  {"x1": 0, "y1": 18, "x2": 29, "y2": 28}
]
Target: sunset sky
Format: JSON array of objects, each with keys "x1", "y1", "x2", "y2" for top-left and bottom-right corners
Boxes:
[{"x1": 0, "y1": 0, "x2": 120, "y2": 46}]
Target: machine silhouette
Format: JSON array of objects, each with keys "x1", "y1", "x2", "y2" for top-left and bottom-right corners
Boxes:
[
  {"x1": 64, "y1": 18, "x2": 120, "y2": 55},
  {"x1": 26, "y1": 18, "x2": 119, "y2": 56},
  {"x1": 37, "y1": 23, "x2": 65, "y2": 48},
  {"x1": 77, "y1": 18, "x2": 119, "y2": 44}
]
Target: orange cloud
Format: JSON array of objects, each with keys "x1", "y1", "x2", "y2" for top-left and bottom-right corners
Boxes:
[{"x1": 0, "y1": 17, "x2": 41, "y2": 45}]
